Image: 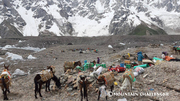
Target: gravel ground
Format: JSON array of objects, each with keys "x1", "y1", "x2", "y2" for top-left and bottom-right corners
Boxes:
[{"x1": 0, "y1": 35, "x2": 180, "y2": 101}]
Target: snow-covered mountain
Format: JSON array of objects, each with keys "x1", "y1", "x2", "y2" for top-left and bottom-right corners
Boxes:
[{"x1": 0, "y1": 0, "x2": 180, "y2": 37}]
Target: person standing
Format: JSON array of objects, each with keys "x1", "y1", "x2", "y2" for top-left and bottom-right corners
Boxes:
[
  {"x1": 137, "y1": 52, "x2": 144, "y2": 65},
  {"x1": 97, "y1": 57, "x2": 100, "y2": 64}
]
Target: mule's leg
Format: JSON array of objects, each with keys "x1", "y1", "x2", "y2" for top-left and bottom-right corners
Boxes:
[
  {"x1": 2, "y1": 88, "x2": 7, "y2": 100},
  {"x1": 48, "y1": 80, "x2": 51, "y2": 91},
  {"x1": 110, "y1": 85, "x2": 114, "y2": 92},
  {"x1": 2, "y1": 78, "x2": 8, "y2": 100},
  {"x1": 97, "y1": 89, "x2": 100, "y2": 101},
  {"x1": 86, "y1": 90, "x2": 88, "y2": 101},
  {"x1": 34, "y1": 81, "x2": 38, "y2": 98},
  {"x1": 39, "y1": 83, "x2": 43, "y2": 97},
  {"x1": 79, "y1": 86, "x2": 83, "y2": 101},
  {"x1": 4, "y1": 90, "x2": 8, "y2": 100},
  {"x1": 6, "y1": 84, "x2": 10, "y2": 93},
  {"x1": 7, "y1": 89, "x2": 10, "y2": 93},
  {"x1": 45, "y1": 82, "x2": 48, "y2": 92},
  {"x1": 175, "y1": 50, "x2": 176, "y2": 54},
  {"x1": 130, "y1": 83, "x2": 132, "y2": 91},
  {"x1": 3, "y1": 89, "x2": 8, "y2": 100},
  {"x1": 80, "y1": 89, "x2": 83, "y2": 101},
  {"x1": 106, "y1": 95, "x2": 108, "y2": 101},
  {"x1": 45, "y1": 79, "x2": 51, "y2": 92}
]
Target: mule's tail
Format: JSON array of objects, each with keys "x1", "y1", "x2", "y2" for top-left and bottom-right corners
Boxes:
[
  {"x1": 34, "y1": 75, "x2": 39, "y2": 99},
  {"x1": 34, "y1": 77, "x2": 38, "y2": 92},
  {"x1": 2, "y1": 77, "x2": 7, "y2": 91}
]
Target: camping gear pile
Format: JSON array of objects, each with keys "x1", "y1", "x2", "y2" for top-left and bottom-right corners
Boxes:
[{"x1": 59, "y1": 51, "x2": 170, "y2": 100}]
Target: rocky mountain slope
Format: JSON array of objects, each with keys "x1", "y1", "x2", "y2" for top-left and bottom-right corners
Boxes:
[{"x1": 0, "y1": 0, "x2": 180, "y2": 37}]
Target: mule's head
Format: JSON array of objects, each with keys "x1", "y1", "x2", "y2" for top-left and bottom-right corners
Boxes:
[
  {"x1": 52, "y1": 75, "x2": 61, "y2": 89},
  {"x1": 79, "y1": 75, "x2": 87, "y2": 81},
  {"x1": 47, "y1": 65, "x2": 55, "y2": 73},
  {"x1": 74, "y1": 61, "x2": 82, "y2": 67},
  {"x1": 172, "y1": 46, "x2": 176, "y2": 50},
  {"x1": 55, "y1": 77, "x2": 61, "y2": 89},
  {"x1": 4, "y1": 64, "x2": 10, "y2": 70},
  {"x1": 92, "y1": 60, "x2": 96, "y2": 65},
  {"x1": 97, "y1": 76, "x2": 105, "y2": 85}
]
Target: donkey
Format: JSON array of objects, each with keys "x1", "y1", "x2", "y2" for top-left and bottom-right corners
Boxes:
[
  {"x1": 97, "y1": 81, "x2": 108, "y2": 101},
  {"x1": 78, "y1": 75, "x2": 92, "y2": 101},
  {"x1": 97, "y1": 72, "x2": 114, "y2": 101},
  {"x1": 63, "y1": 61, "x2": 81, "y2": 73},
  {"x1": 0, "y1": 64, "x2": 11, "y2": 100},
  {"x1": 120, "y1": 69, "x2": 135, "y2": 91},
  {"x1": 34, "y1": 66, "x2": 61, "y2": 99},
  {"x1": 172, "y1": 46, "x2": 180, "y2": 55}
]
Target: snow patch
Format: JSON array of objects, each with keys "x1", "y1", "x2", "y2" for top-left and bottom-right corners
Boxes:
[
  {"x1": 2, "y1": 45, "x2": 46, "y2": 52},
  {"x1": 19, "y1": 40, "x2": 26, "y2": 43},
  {"x1": 15, "y1": 2, "x2": 41, "y2": 36},
  {"x1": 12, "y1": 69, "x2": 27, "y2": 77},
  {"x1": 0, "y1": 62, "x2": 5, "y2": 65},
  {"x1": 127, "y1": 14, "x2": 141, "y2": 26},
  {"x1": 119, "y1": 42, "x2": 126, "y2": 45},
  {"x1": 178, "y1": 1, "x2": 180, "y2": 5},
  {"x1": 95, "y1": 0, "x2": 105, "y2": 13},
  {"x1": 48, "y1": 22, "x2": 62, "y2": 36},
  {"x1": 68, "y1": 11, "x2": 114, "y2": 37},
  {"x1": 108, "y1": 45, "x2": 113, "y2": 48},
  {"x1": 0, "y1": 57, "x2": 3, "y2": 60},
  {"x1": 27, "y1": 55, "x2": 37, "y2": 59},
  {"x1": 6, "y1": 52, "x2": 23, "y2": 60}
]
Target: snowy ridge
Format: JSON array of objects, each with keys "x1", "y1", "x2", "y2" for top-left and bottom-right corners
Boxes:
[{"x1": 0, "y1": 0, "x2": 180, "y2": 37}]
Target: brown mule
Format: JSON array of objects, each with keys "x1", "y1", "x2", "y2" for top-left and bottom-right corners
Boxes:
[
  {"x1": 78, "y1": 75, "x2": 92, "y2": 101},
  {"x1": 34, "y1": 66, "x2": 61, "y2": 99},
  {"x1": 0, "y1": 64, "x2": 11, "y2": 100},
  {"x1": 63, "y1": 61, "x2": 81, "y2": 73}
]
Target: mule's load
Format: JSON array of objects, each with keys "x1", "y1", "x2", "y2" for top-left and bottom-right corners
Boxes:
[
  {"x1": 63, "y1": 61, "x2": 81, "y2": 73},
  {"x1": 38, "y1": 70, "x2": 54, "y2": 82},
  {"x1": 122, "y1": 69, "x2": 135, "y2": 83},
  {"x1": 0, "y1": 69, "x2": 11, "y2": 80},
  {"x1": 37, "y1": 65, "x2": 55, "y2": 82},
  {"x1": 64, "y1": 61, "x2": 74, "y2": 68},
  {"x1": 98, "y1": 72, "x2": 115, "y2": 87},
  {"x1": 121, "y1": 69, "x2": 136, "y2": 91}
]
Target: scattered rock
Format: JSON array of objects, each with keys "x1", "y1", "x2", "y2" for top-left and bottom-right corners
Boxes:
[
  {"x1": 143, "y1": 74, "x2": 148, "y2": 78},
  {"x1": 67, "y1": 87, "x2": 73, "y2": 91}
]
